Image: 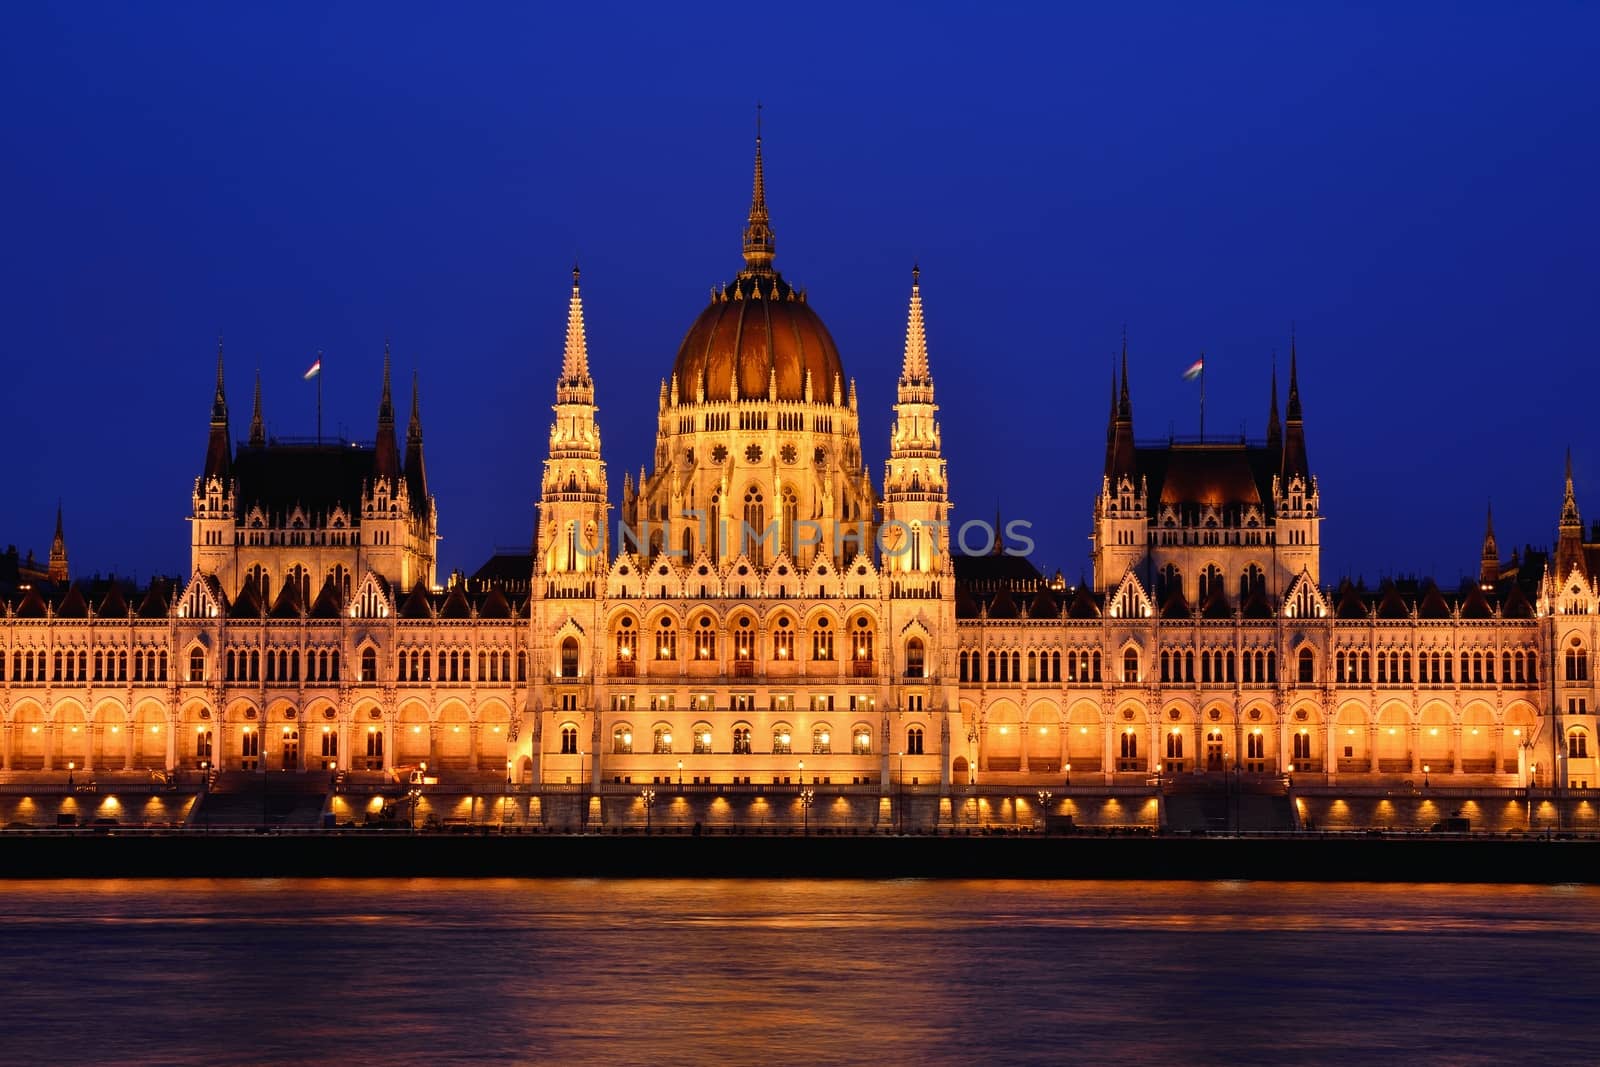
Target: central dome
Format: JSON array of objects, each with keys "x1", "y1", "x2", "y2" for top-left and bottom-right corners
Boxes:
[
  {"x1": 672, "y1": 273, "x2": 845, "y2": 404},
  {"x1": 670, "y1": 129, "x2": 846, "y2": 405}
]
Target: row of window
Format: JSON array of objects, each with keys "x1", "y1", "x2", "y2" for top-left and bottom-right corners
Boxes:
[
  {"x1": 1335, "y1": 649, "x2": 1542, "y2": 686},
  {"x1": 582, "y1": 722, "x2": 926, "y2": 756},
  {"x1": 4, "y1": 649, "x2": 169, "y2": 685},
  {"x1": 609, "y1": 615, "x2": 877, "y2": 665},
  {"x1": 397, "y1": 649, "x2": 526, "y2": 684}
]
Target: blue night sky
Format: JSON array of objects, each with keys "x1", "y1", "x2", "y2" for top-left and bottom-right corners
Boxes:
[{"x1": 2, "y1": 4, "x2": 1596, "y2": 587}]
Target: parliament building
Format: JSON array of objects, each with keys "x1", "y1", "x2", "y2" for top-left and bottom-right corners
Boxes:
[{"x1": 2, "y1": 135, "x2": 1598, "y2": 831}]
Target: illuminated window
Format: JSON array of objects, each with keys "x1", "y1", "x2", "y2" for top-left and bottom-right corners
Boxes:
[
  {"x1": 853, "y1": 725, "x2": 872, "y2": 755},
  {"x1": 812, "y1": 619, "x2": 834, "y2": 661},
  {"x1": 906, "y1": 725, "x2": 924, "y2": 755},
  {"x1": 653, "y1": 724, "x2": 673, "y2": 755},
  {"x1": 361, "y1": 647, "x2": 377, "y2": 683},
  {"x1": 559, "y1": 637, "x2": 579, "y2": 678},
  {"x1": 812, "y1": 725, "x2": 832, "y2": 755},
  {"x1": 189, "y1": 648, "x2": 205, "y2": 683},
  {"x1": 772, "y1": 724, "x2": 793, "y2": 755},
  {"x1": 561, "y1": 724, "x2": 578, "y2": 755},
  {"x1": 733, "y1": 725, "x2": 752, "y2": 755},
  {"x1": 612, "y1": 725, "x2": 633, "y2": 754},
  {"x1": 772, "y1": 617, "x2": 794, "y2": 661},
  {"x1": 693, "y1": 723, "x2": 713, "y2": 754}
]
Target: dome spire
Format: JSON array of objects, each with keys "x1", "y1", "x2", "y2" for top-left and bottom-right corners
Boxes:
[{"x1": 741, "y1": 104, "x2": 775, "y2": 274}]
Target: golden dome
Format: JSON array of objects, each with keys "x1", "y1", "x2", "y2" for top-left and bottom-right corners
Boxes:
[
  {"x1": 672, "y1": 275, "x2": 844, "y2": 404},
  {"x1": 670, "y1": 127, "x2": 846, "y2": 405}
]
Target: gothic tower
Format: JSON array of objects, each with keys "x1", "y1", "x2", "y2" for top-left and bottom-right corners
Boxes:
[
  {"x1": 534, "y1": 267, "x2": 609, "y2": 592},
  {"x1": 192, "y1": 338, "x2": 237, "y2": 577},
  {"x1": 1272, "y1": 338, "x2": 1321, "y2": 586},
  {"x1": 1092, "y1": 340, "x2": 1146, "y2": 590},
  {"x1": 881, "y1": 266, "x2": 950, "y2": 589}
]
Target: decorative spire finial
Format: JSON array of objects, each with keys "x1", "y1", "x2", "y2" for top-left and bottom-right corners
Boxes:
[
  {"x1": 249, "y1": 369, "x2": 264, "y2": 447},
  {"x1": 741, "y1": 107, "x2": 775, "y2": 274},
  {"x1": 378, "y1": 339, "x2": 394, "y2": 424},
  {"x1": 562, "y1": 265, "x2": 591, "y2": 384},
  {"x1": 1561, "y1": 448, "x2": 1581, "y2": 528},
  {"x1": 1286, "y1": 332, "x2": 1302, "y2": 421},
  {"x1": 900, "y1": 264, "x2": 931, "y2": 384},
  {"x1": 211, "y1": 336, "x2": 228, "y2": 424},
  {"x1": 408, "y1": 371, "x2": 423, "y2": 443}
]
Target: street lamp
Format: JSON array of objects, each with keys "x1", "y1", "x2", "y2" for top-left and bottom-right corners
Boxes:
[
  {"x1": 1064, "y1": 762, "x2": 1071, "y2": 787},
  {"x1": 641, "y1": 786, "x2": 656, "y2": 833},
  {"x1": 677, "y1": 759, "x2": 683, "y2": 788},
  {"x1": 1036, "y1": 789, "x2": 1052, "y2": 831},
  {"x1": 1423, "y1": 763, "x2": 1431, "y2": 791},
  {"x1": 800, "y1": 786, "x2": 814, "y2": 835}
]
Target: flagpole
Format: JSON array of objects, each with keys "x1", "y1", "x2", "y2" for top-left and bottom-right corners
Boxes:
[
  {"x1": 317, "y1": 350, "x2": 323, "y2": 446},
  {"x1": 1199, "y1": 352, "x2": 1206, "y2": 442}
]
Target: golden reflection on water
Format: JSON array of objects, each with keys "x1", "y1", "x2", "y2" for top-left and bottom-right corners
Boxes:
[{"x1": 0, "y1": 879, "x2": 1595, "y2": 1065}]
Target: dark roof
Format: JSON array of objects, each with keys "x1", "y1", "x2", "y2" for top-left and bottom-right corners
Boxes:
[
  {"x1": 953, "y1": 551, "x2": 1043, "y2": 585},
  {"x1": 471, "y1": 553, "x2": 533, "y2": 585},
  {"x1": 231, "y1": 441, "x2": 426, "y2": 522},
  {"x1": 310, "y1": 577, "x2": 343, "y2": 619},
  {"x1": 1136, "y1": 441, "x2": 1276, "y2": 514}
]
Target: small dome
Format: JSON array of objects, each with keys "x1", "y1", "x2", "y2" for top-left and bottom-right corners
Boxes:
[{"x1": 672, "y1": 273, "x2": 844, "y2": 404}]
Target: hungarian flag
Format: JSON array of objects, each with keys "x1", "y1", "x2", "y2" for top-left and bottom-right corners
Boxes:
[
  {"x1": 303, "y1": 356, "x2": 322, "y2": 380},
  {"x1": 1182, "y1": 356, "x2": 1204, "y2": 381}
]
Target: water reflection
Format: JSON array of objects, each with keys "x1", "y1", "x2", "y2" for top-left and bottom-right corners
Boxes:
[{"x1": 0, "y1": 880, "x2": 1594, "y2": 1065}]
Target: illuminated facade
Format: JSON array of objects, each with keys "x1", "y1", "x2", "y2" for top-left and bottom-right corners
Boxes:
[{"x1": 1, "y1": 134, "x2": 1598, "y2": 810}]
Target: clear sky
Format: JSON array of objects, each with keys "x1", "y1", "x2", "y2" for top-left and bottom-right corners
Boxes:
[{"x1": 2, "y1": 3, "x2": 1596, "y2": 587}]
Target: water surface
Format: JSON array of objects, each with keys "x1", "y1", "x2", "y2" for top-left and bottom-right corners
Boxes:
[{"x1": 0, "y1": 879, "x2": 1593, "y2": 1065}]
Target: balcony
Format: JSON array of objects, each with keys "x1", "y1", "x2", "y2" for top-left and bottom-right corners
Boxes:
[
  {"x1": 851, "y1": 660, "x2": 873, "y2": 677},
  {"x1": 613, "y1": 660, "x2": 636, "y2": 677},
  {"x1": 734, "y1": 660, "x2": 755, "y2": 678}
]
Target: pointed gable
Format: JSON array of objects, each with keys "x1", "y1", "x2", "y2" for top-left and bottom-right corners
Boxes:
[
  {"x1": 1029, "y1": 586, "x2": 1059, "y2": 619},
  {"x1": 56, "y1": 583, "x2": 90, "y2": 618},
  {"x1": 1501, "y1": 583, "x2": 1534, "y2": 619},
  {"x1": 1240, "y1": 584, "x2": 1274, "y2": 619},
  {"x1": 138, "y1": 580, "x2": 173, "y2": 619},
  {"x1": 1459, "y1": 582, "x2": 1494, "y2": 620},
  {"x1": 987, "y1": 585, "x2": 1020, "y2": 619},
  {"x1": 310, "y1": 577, "x2": 343, "y2": 619},
  {"x1": 440, "y1": 585, "x2": 472, "y2": 619},
  {"x1": 400, "y1": 581, "x2": 435, "y2": 619},
  {"x1": 1159, "y1": 585, "x2": 1191, "y2": 620},
  {"x1": 1334, "y1": 581, "x2": 1368, "y2": 620},
  {"x1": 97, "y1": 582, "x2": 130, "y2": 618},
  {"x1": 269, "y1": 576, "x2": 304, "y2": 619},
  {"x1": 177, "y1": 573, "x2": 225, "y2": 620},
  {"x1": 1200, "y1": 585, "x2": 1233, "y2": 620},
  {"x1": 1376, "y1": 580, "x2": 1410, "y2": 620},
  {"x1": 1417, "y1": 580, "x2": 1453, "y2": 620},
  {"x1": 228, "y1": 581, "x2": 264, "y2": 619},
  {"x1": 1068, "y1": 584, "x2": 1102, "y2": 619},
  {"x1": 479, "y1": 586, "x2": 512, "y2": 619},
  {"x1": 14, "y1": 586, "x2": 47, "y2": 618}
]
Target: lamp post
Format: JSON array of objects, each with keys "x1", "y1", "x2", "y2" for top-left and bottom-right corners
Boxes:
[
  {"x1": 800, "y1": 786, "x2": 814, "y2": 835},
  {"x1": 1036, "y1": 789, "x2": 1052, "y2": 832},
  {"x1": 1423, "y1": 763, "x2": 1431, "y2": 792},
  {"x1": 1064, "y1": 762, "x2": 1071, "y2": 788},
  {"x1": 677, "y1": 759, "x2": 683, "y2": 789},
  {"x1": 641, "y1": 786, "x2": 655, "y2": 833}
]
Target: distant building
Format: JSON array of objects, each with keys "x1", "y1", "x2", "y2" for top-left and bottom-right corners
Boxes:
[{"x1": 1, "y1": 133, "x2": 1597, "y2": 801}]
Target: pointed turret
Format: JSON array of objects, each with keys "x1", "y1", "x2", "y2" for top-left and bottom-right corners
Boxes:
[
  {"x1": 1555, "y1": 450, "x2": 1586, "y2": 580},
  {"x1": 883, "y1": 265, "x2": 949, "y2": 578},
  {"x1": 899, "y1": 264, "x2": 931, "y2": 386},
  {"x1": 741, "y1": 109, "x2": 775, "y2": 275},
  {"x1": 558, "y1": 265, "x2": 594, "y2": 403},
  {"x1": 47, "y1": 502, "x2": 68, "y2": 584},
  {"x1": 537, "y1": 267, "x2": 608, "y2": 580},
  {"x1": 373, "y1": 340, "x2": 401, "y2": 481},
  {"x1": 203, "y1": 337, "x2": 232, "y2": 482},
  {"x1": 404, "y1": 371, "x2": 429, "y2": 505},
  {"x1": 1106, "y1": 334, "x2": 1136, "y2": 481},
  {"x1": 249, "y1": 370, "x2": 265, "y2": 447},
  {"x1": 1281, "y1": 336, "x2": 1309, "y2": 480},
  {"x1": 1478, "y1": 501, "x2": 1500, "y2": 586},
  {"x1": 1266, "y1": 357, "x2": 1281, "y2": 459}
]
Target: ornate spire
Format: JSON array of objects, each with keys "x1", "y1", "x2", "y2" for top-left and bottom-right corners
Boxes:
[
  {"x1": 47, "y1": 501, "x2": 67, "y2": 584},
  {"x1": 1561, "y1": 449, "x2": 1581, "y2": 529},
  {"x1": 1266, "y1": 355, "x2": 1281, "y2": 456},
  {"x1": 378, "y1": 339, "x2": 395, "y2": 425},
  {"x1": 561, "y1": 264, "x2": 591, "y2": 385},
  {"x1": 900, "y1": 264, "x2": 931, "y2": 385},
  {"x1": 249, "y1": 370, "x2": 264, "y2": 447},
  {"x1": 1118, "y1": 333, "x2": 1132, "y2": 420},
  {"x1": 1286, "y1": 330, "x2": 1302, "y2": 422},
  {"x1": 373, "y1": 340, "x2": 400, "y2": 481},
  {"x1": 407, "y1": 370, "x2": 423, "y2": 445},
  {"x1": 211, "y1": 336, "x2": 228, "y2": 425},
  {"x1": 1482, "y1": 501, "x2": 1499, "y2": 559},
  {"x1": 741, "y1": 107, "x2": 775, "y2": 275}
]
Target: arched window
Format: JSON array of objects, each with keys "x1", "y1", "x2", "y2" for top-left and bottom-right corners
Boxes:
[
  {"x1": 693, "y1": 723, "x2": 713, "y2": 754},
  {"x1": 1298, "y1": 648, "x2": 1315, "y2": 684},
  {"x1": 773, "y1": 616, "x2": 794, "y2": 662},
  {"x1": 1566, "y1": 642, "x2": 1589, "y2": 681},
  {"x1": 959, "y1": 650, "x2": 970, "y2": 682},
  {"x1": 360, "y1": 647, "x2": 377, "y2": 683},
  {"x1": 655, "y1": 620, "x2": 677, "y2": 661},
  {"x1": 733, "y1": 724, "x2": 752, "y2": 755},
  {"x1": 853, "y1": 617, "x2": 875, "y2": 673},
  {"x1": 812, "y1": 725, "x2": 832, "y2": 754},
  {"x1": 1248, "y1": 731, "x2": 1267, "y2": 760},
  {"x1": 906, "y1": 726, "x2": 924, "y2": 755},
  {"x1": 1239, "y1": 564, "x2": 1265, "y2": 600},
  {"x1": 987, "y1": 651, "x2": 997, "y2": 682},
  {"x1": 1161, "y1": 650, "x2": 1172, "y2": 683},
  {"x1": 772, "y1": 724, "x2": 793, "y2": 755},
  {"x1": 189, "y1": 648, "x2": 205, "y2": 683},
  {"x1": 695, "y1": 617, "x2": 716, "y2": 660},
  {"x1": 742, "y1": 484, "x2": 767, "y2": 564},
  {"x1": 1120, "y1": 730, "x2": 1139, "y2": 760},
  {"x1": 853, "y1": 725, "x2": 872, "y2": 755},
  {"x1": 1568, "y1": 730, "x2": 1589, "y2": 759},
  {"x1": 907, "y1": 638, "x2": 926, "y2": 678},
  {"x1": 614, "y1": 616, "x2": 637, "y2": 675},
  {"x1": 733, "y1": 616, "x2": 755, "y2": 668},
  {"x1": 1050, "y1": 651, "x2": 1061, "y2": 682},
  {"x1": 1292, "y1": 730, "x2": 1312, "y2": 762},
  {"x1": 652, "y1": 725, "x2": 673, "y2": 754},
  {"x1": 612, "y1": 725, "x2": 633, "y2": 754},
  {"x1": 559, "y1": 637, "x2": 580, "y2": 678},
  {"x1": 1198, "y1": 564, "x2": 1223, "y2": 601},
  {"x1": 1166, "y1": 731, "x2": 1184, "y2": 760},
  {"x1": 1122, "y1": 648, "x2": 1140, "y2": 684},
  {"x1": 560, "y1": 724, "x2": 578, "y2": 755},
  {"x1": 1157, "y1": 564, "x2": 1182, "y2": 601},
  {"x1": 781, "y1": 485, "x2": 799, "y2": 558}
]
